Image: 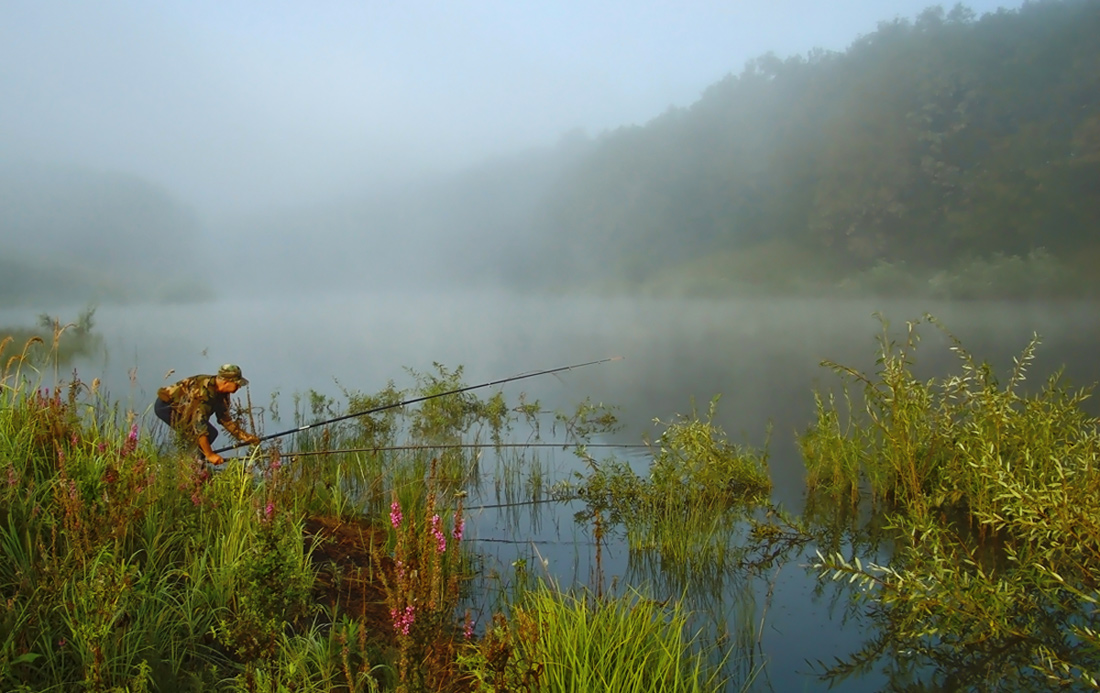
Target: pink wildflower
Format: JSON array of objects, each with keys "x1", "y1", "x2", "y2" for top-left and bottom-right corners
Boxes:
[
  {"x1": 265, "y1": 502, "x2": 275, "y2": 521},
  {"x1": 463, "y1": 611, "x2": 474, "y2": 640},
  {"x1": 121, "y1": 423, "x2": 138, "y2": 457},
  {"x1": 389, "y1": 500, "x2": 403, "y2": 529},
  {"x1": 430, "y1": 514, "x2": 446, "y2": 553},
  {"x1": 390, "y1": 604, "x2": 416, "y2": 636},
  {"x1": 452, "y1": 517, "x2": 465, "y2": 543}
]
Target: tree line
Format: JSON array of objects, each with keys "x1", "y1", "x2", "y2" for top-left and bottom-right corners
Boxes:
[{"x1": 523, "y1": 0, "x2": 1100, "y2": 295}]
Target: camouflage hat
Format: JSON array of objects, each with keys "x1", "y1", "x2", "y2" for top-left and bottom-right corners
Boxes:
[{"x1": 217, "y1": 364, "x2": 249, "y2": 386}]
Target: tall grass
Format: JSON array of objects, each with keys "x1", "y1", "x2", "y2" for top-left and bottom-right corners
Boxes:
[{"x1": 461, "y1": 583, "x2": 734, "y2": 693}]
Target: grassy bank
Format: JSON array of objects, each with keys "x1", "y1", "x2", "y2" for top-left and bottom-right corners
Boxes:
[{"x1": 0, "y1": 339, "x2": 731, "y2": 692}]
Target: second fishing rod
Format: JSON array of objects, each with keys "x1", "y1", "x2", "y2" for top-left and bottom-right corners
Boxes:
[{"x1": 214, "y1": 356, "x2": 623, "y2": 454}]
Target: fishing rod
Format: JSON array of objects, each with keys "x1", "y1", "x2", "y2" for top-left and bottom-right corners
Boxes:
[{"x1": 214, "y1": 356, "x2": 623, "y2": 453}]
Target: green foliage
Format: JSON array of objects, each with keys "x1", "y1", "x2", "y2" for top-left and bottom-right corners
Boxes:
[
  {"x1": 567, "y1": 397, "x2": 771, "y2": 567},
  {"x1": 459, "y1": 584, "x2": 732, "y2": 693},
  {"x1": 216, "y1": 518, "x2": 314, "y2": 663},
  {"x1": 1, "y1": 325, "x2": 773, "y2": 693},
  {"x1": 803, "y1": 315, "x2": 1100, "y2": 689},
  {"x1": 650, "y1": 397, "x2": 771, "y2": 505}
]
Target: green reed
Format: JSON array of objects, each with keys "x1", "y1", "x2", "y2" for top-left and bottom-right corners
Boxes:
[
  {"x1": 460, "y1": 582, "x2": 733, "y2": 693},
  {"x1": 804, "y1": 315, "x2": 1100, "y2": 690}
]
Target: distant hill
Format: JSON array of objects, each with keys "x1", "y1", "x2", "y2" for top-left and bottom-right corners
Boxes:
[{"x1": 0, "y1": 162, "x2": 210, "y2": 305}]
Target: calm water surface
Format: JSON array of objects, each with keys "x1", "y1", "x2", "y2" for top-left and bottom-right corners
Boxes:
[{"x1": 11, "y1": 292, "x2": 1100, "y2": 691}]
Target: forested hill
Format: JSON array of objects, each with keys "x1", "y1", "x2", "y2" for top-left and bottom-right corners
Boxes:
[{"x1": 524, "y1": 0, "x2": 1100, "y2": 297}]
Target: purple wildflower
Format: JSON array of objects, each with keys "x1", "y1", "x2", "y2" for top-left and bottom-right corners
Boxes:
[
  {"x1": 121, "y1": 423, "x2": 138, "y2": 457},
  {"x1": 430, "y1": 514, "x2": 446, "y2": 553},
  {"x1": 390, "y1": 605, "x2": 416, "y2": 636},
  {"x1": 265, "y1": 502, "x2": 275, "y2": 521},
  {"x1": 452, "y1": 517, "x2": 465, "y2": 543},
  {"x1": 389, "y1": 500, "x2": 403, "y2": 529}
]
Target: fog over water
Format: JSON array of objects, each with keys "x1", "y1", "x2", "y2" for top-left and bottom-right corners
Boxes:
[{"x1": 18, "y1": 292, "x2": 1100, "y2": 512}]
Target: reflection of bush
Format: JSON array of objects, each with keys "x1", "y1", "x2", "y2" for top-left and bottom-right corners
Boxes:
[
  {"x1": 621, "y1": 242, "x2": 1098, "y2": 299},
  {"x1": 0, "y1": 305, "x2": 104, "y2": 368},
  {"x1": 926, "y1": 248, "x2": 1078, "y2": 299},
  {"x1": 837, "y1": 249, "x2": 1088, "y2": 299}
]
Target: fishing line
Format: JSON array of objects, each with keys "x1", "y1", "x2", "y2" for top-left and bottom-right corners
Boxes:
[
  {"x1": 214, "y1": 355, "x2": 623, "y2": 454},
  {"x1": 259, "y1": 442, "x2": 649, "y2": 458}
]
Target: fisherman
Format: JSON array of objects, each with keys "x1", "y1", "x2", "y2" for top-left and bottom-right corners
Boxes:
[{"x1": 154, "y1": 364, "x2": 260, "y2": 465}]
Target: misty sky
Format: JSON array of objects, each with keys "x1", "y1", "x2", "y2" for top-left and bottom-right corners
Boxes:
[{"x1": 2, "y1": 0, "x2": 1025, "y2": 219}]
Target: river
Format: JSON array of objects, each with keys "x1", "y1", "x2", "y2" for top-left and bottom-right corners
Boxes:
[{"x1": 8, "y1": 292, "x2": 1100, "y2": 691}]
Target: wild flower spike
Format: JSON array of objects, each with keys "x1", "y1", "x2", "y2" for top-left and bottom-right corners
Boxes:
[
  {"x1": 390, "y1": 605, "x2": 416, "y2": 636},
  {"x1": 430, "y1": 514, "x2": 446, "y2": 553},
  {"x1": 453, "y1": 517, "x2": 465, "y2": 542},
  {"x1": 463, "y1": 611, "x2": 475, "y2": 640},
  {"x1": 389, "y1": 500, "x2": 403, "y2": 529}
]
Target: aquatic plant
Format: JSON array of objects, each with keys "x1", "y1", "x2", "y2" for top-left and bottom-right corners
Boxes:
[
  {"x1": 803, "y1": 315, "x2": 1100, "y2": 689},
  {"x1": 569, "y1": 396, "x2": 771, "y2": 567}
]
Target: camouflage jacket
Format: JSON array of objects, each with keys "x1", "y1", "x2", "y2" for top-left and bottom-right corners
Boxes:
[{"x1": 157, "y1": 374, "x2": 248, "y2": 441}]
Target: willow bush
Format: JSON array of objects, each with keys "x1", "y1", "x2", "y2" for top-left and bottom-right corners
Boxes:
[{"x1": 803, "y1": 315, "x2": 1100, "y2": 690}]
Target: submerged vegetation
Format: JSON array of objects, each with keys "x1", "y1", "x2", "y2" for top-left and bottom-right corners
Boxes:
[{"x1": 4, "y1": 311, "x2": 1100, "y2": 691}]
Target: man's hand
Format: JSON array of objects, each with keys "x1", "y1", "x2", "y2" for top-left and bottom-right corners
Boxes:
[
  {"x1": 243, "y1": 433, "x2": 261, "y2": 446},
  {"x1": 205, "y1": 452, "x2": 226, "y2": 466}
]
